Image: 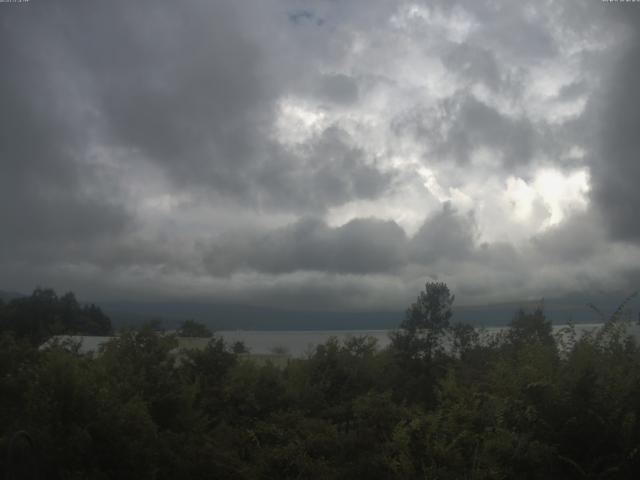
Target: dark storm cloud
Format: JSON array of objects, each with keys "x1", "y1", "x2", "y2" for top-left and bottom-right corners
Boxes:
[
  {"x1": 391, "y1": 95, "x2": 539, "y2": 170},
  {"x1": 258, "y1": 126, "x2": 393, "y2": 212},
  {"x1": 203, "y1": 204, "x2": 482, "y2": 276},
  {"x1": 0, "y1": 0, "x2": 395, "y2": 267},
  {"x1": 77, "y1": 0, "x2": 390, "y2": 209},
  {"x1": 590, "y1": 6, "x2": 640, "y2": 242},
  {"x1": 2, "y1": 0, "x2": 636, "y2": 307},
  {"x1": 85, "y1": 1, "x2": 275, "y2": 193},
  {"x1": 204, "y1": 216, "x2": 408, "y2": 276},
  {"x1": 2, "y1": 0, "x2": 393, "y2": 214},
  {"x1": 410, "y1": 204, "x2": 477, "y2": 264},
  {"x1": 530, "y1": 212, "x2": 605, "y2": 263},
  {"x1": 434, "y1": 96, "x2": 537, "y2": 167},
  {"x1": 0, "y1": 4, "x2": 132, "y2": 260}
]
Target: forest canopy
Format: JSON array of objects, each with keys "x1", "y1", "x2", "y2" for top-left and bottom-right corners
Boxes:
[
  {"x1": 1, "y1": 284, "x2": 640, "y2": 479},
  {"x1": 0, "y1": 288, "x2": 111, "y2": 345}
]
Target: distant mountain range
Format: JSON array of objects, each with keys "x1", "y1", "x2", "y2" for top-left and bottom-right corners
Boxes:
[
  {"x1": 3, "y1": 288, "x2": 637, "y2": 330},
  {"x1": 98, "y1": 293, "x2": 638, "y2": 331},
  {"x1": 99, "y1": 301, "x2": 403, "y2": 331},
  {"x1": 0, "y1": 290, "x2": 25, "y2": 302}
]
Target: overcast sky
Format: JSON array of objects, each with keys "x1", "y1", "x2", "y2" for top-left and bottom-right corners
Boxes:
[{"x1": 2, "y1": 0, "x2": 640, "y2": 309}]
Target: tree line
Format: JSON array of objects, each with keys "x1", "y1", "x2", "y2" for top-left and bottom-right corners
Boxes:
[{"x1": 1, "y1": 284, "x2": 640, "y2": 478}]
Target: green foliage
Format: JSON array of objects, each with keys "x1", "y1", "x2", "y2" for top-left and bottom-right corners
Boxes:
[
  {"x1": 0, "y1": 288, "x2": 112, "y2": 344},
  {"x1": 403, "y1": 281, "x2": 454, "y2": 331},
  {"x1": 2, "y1": 282, "x2": 640, "y2": 478},
  {"x1": 177, "y1": 319, "x2": 213, "y2": 338},
  {"x1": 508, "y1": 307, "x2": 554, "y2": 347},
  {"x1": 388, "y1": 282, "x2": 456, "y2": 405},
  {"x1": 392, "y1": 281, "x2": 454, "y2": 359}
]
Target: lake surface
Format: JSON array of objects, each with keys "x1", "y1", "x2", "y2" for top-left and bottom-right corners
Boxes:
[{"x1": 216, "y1": 323, "x2": 616, "y2": 357}]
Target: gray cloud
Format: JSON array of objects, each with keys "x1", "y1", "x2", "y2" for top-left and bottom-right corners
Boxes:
[
  {"x1": 445, "y1": 96, "x2": 536, "y2": 166},
  {"x1": 476, "y1": 13, "x2": 557, "y2": 61},
  {"x1": 530, "y1": 212, "x2": 605, "y2": 263},
  {"x1": 427, "y1": 1, "x2": 559, "y2": 59},
  {"x1": 256, "y1": 126, "x2": 394, "y2": 212},
  {"x1": 556, "y1": 81, "x2": 588, "y2": 103},
  {"x1": 442, "y1": 43, "x2": 502, "y2": 91},
  {"x1": 590, "y1": 7, "x2": 640, "y2": 242},
  {"x1": 2, "y1": 0, "x2": 393, "y2": 214},
  {"x1": 204, "y1": 216, "x2": 408, "y2": 276},
  {"x1": 1, "y1": 0, "x2": 638, "y2": 310},
  {"x1": 0, "y1": 0, "x2": 394, "y2": 260},
  {"x1": 0, "y1": 3, "x2": 132, "y2": 260},
  {"x1": 316, "y1": 74, "x2": 360, "y2": 105},
  {"x1": 90, "y1": 1, "x2": 276, "y2": 193},
  {"x1": 410, "y1": 203, "x2": 477, "y2": 264},
  {"x1": 204, "y1": 203, "x2": 480, "y2": 276}
]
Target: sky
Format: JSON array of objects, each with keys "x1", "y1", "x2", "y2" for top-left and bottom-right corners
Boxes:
[{"x1": 1, "y1": 0, "x2": 640, "y2": 310}]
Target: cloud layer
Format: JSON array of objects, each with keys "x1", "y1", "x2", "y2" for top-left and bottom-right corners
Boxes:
[{"x1": 2, "y1": 0, "x2": 639, "y2": 309}]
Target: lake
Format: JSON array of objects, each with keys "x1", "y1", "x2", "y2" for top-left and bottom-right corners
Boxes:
[{"x1": 215, "y1": 323, "x2": 621, "y2": 357}]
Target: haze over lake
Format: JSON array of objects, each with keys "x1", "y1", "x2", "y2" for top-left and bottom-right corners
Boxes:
[{"x1": 216, "y1": 323, "x2": 616, "y2": 356}]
